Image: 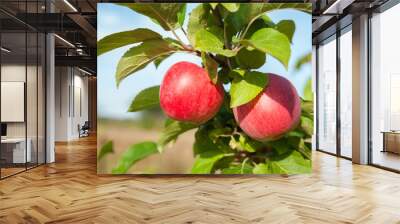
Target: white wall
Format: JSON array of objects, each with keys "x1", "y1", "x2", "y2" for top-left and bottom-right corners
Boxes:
[{"x1": 54, "y1": 67, "x2": 89, "y2": 141}]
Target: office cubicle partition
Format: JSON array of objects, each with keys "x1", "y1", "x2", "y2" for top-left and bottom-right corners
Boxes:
[{"x1": 0, "y1": 0, "x2": 46, "y2": 179}]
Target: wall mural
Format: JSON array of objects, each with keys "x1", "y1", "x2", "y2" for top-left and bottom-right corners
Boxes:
[{"x1": 97, "y1": 3, "x2": 313, "y2": 174}]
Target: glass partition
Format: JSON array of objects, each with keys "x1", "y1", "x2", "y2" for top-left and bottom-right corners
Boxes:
[
  {"x1": 1, "y1": 30, "x2": 28, "y2": 177},
  {"x1": 317, "y1": 36, "x2": 337, "y2": 154},
  {"x1": 339, "y1": 27, "x2": 352, "y2": 158},
  {"x1": 0, "y1": 1, "x2": 46, "y2": 179},
  {"x1": 371, "y1": 3, "x2": 400, "y2": 171}
]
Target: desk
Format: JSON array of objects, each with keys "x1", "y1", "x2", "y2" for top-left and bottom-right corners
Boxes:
[
  {"x1": 381, "y1": 131, "x2": 400, "y2": 154},
  {"x1": 1, "y1": 138, "x2": 31, "y2": 163}
]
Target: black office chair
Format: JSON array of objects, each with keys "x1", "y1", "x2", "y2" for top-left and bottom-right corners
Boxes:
[{"x1": 79, "y1": 121, "x2": 90, "y2": 138}]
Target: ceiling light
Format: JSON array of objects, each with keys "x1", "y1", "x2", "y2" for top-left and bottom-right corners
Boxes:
[
  {"x1": 78, "y1": 67, "x2": 92, "y2": 76},
  {"x1": 63, "y1": 0, "x2": 78, "y2": 12},
  {"x1": 323, "y1": 0, "x2": 354, "y2": 15},
  {"x1": 1, "y1": 47, "x2": 11, "y2": 53},
  {"x1": 323, "y1": 0, "x2": 343, "y2": 14},
  {"x1": 54, "y1": 34, "x2": 75, "y2": 48}
]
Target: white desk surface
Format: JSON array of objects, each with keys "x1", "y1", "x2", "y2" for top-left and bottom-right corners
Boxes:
[{"x1": 1, "y1": 138, "x2": 27, "y2": 143}]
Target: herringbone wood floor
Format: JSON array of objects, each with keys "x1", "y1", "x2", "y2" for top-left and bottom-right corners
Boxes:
[{"x1": 1, "y1": 135, "x2": 400, "y2": 224}]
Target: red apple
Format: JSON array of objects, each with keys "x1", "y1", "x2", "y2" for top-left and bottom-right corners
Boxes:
[
  {"x1": 160, "y1": 61, "x2": 224, "y2": 124},
  {"x1": 233, "y1": 73, "x2": 301, "y2": 141}
]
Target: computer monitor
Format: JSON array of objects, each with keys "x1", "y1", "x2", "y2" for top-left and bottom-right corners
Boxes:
[{"x1": 1, "y1": 123, "x2": 7, "y2": 137}]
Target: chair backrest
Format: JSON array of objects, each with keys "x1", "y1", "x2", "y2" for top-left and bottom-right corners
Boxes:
[{"x1": 82, "y1": 121, "x2": 90, "y2": 129}]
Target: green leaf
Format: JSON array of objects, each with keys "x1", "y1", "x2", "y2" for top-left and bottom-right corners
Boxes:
[
  {"x1": 97, "y1": 28, "x2": 162, "y2": 56},
  {"x1": 253, "y1": 163, "x2": 270, "y2": 174},
  {"x1": 128, "y1": 86, "x2": 160, "y2": 112},
  {"x1": 116, "y1": 39, "x2": 179, "y2": 86},
  {"x1": 117, "y1": 3, "x2": 186, "y2": 30},
  {"x1": 201, "y1": 52, "x2": 218, "y2": 84},
  {"x1": 193, "y1": 126, "x2": 233, "y2": 156},
  {"x1": 266, "y1": 150, "x2": 311, "y2": 174},
  {"x1": 191, "y1": 150, "x2": 228, "y2": 174},
  {"x1": 303, "y1": 78, "x2": 313, "y2": 101},
  {"x1": 295, "y1": 52, "x2": 312, "y2": 70},
  {"x1": 112, "y1": 141, "x2": 158, "y2": 174},
  {"x1": 222, "y1": 163, "x2": 253, "y2": 174},
  {"x1": 301, "y1": 99, "x2": 313, "y2": 116},
  {"x1": 221, "y1": 3, "x2": 240, "y2": 12},
  {"x1": 268, "y1": 139, "x2": 292, "y2": 155},
  {"x1": 286, "y1": 130, "x2": 305, "y2": 138},
  {"x1": 230, "y1": 70, "x2": 268, "y2": 108},
  {"x1": 236, "y1": 48, "x2": 266, "y2": 69},
  {"x1": 158, "y1": 119, "x2": 197, "y2": 151},
  {"x1": 194, "y1": 126, "x2": 216, "y2": 155},
  {"x1": 294, "y1": 137, "x2": 312, "y2": 160},
  {"x1": 188, "y1": 4, "x2": 219, "y2": 46},
  {"x1": 238, "y1": 135, "x2": 263, "y2": 152},
  {"x1": 300, "y1": 116, "x2": 313, "y2": 137},
  {"x1": 154, "y1": 55, "x2": 169, "y2": 68},
  {"x1": 226, "y1": 3, "x2": 312, "y2": 33},
  {"x1": 208, "y1": 127, "x2": 232, "y2": 141},
  {"x1": 276, "y1": 20, "x2": 295, "y2": 42},
  {"x1": 98, "y1": 141, "x2": 114, "y2": 161},
  {"x1": 240, "y1": 28, "x2": 291, "y2": 69},
  {"x1": 209, "y1": 3, "x2": 218, "y2": 9},
  {"x1": 177, "y1": 4, "x2": 187, "y2": 27},
  {"x1": 242, "y1": 15, "x2": 275, "y2": 39},
  {"x1": 195, "y1": 29, "x2": 236, "y2": 57}
]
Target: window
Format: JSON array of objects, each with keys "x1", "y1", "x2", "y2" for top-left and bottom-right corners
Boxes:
[
  {"x1": 317, "y1": 36, "x2": 337, "y2": 154},
  {"x1": 370, "y1": 3, "x2": 400, "y2": 171},
  {"x1": 339, "y1": 28, "x2": 352, "y2": 158}
]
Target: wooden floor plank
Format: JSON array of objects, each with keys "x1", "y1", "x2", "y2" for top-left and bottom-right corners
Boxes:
[{"x1": 0, "y1": 135, "x2": 399, "y2": 223}]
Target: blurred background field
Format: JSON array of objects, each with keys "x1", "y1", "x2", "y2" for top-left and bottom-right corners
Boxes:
[{"x1": 97, "y1": 110, "x2": 196, "y2": 174}]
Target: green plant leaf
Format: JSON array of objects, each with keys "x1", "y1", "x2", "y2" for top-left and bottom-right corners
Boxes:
[
  {"x1": 295, "y1": 52, "x2": 312, "y2": 70},
  {"x1": 230, "y1": 70, "x2": 268, "y2": 108},
  {"x1": 266, "y1": 150, "x2": 311, "y2": 174},
  {"x1": 112, "y1": 141, "x2": 158, "y2": 174},
  {"x1": 237, "y1": 135, "x2": 264, "y2": 152},
  {"x1": 128, "y1": 86, "x2": 160, "y2": 112},
  {"x1": 177, "y1": 4, "x2": 187, "y2": 27},
  {"x1": 241, "y1": 15, "x2": 275, "y2": 39},
  {"x1": 301, "y1": 99, "x2": 314, "y2": 118},
  {"x1": 236, "y1": 48, "x2": 266, "y2": 69},
  {"x1": 221, "y1": 3, "x2": 240, "y2": 12},
  {"x1": 209, "y1": 3, "x2": 218, "y2": 9},
  {"x1": 116, "y1": 39, "x2": 179, "y2": 86},
  {"x1": 268, "y1": 139, "x2": 292, "y2": 155},
  {"x1": 154, "y1": 55, "x2": 169, "y2": 68},
  {"x1": 195, "y1": 29, "x2": 236, "y2": 57},
  {"x1": 191, "y1": 150, "x2": 228, "y2": 174},
  {"x1": 253, "y1": 163, "x2": 270, "y2": 174},
  {"x1": 194, "y1": 126, "x2": 217, "y2": 155},
  {"x1": 98, "y1": 141, "x2": 114, "y2": 161},
  {"x1": 158, "y1": 119, "x2": 197, "y2": 151},
  {"x1": 117, "y1": 3, "x2": 186, "y2": 30},
  {"x1": 97, "y1": 29, "x2": 162, "y2": 56},
  {"x1": 222, "y1": 163, "x2": 253, "y2": 174},
  {"x1": 188, "y1": 4, "x2": 212, "y2": 45},
  {"x1": 240, "y1": 28, "x2": 291, "y2": 69},
  {"x1": 276, "y1": 20, "x2": 295, "y2": 42},
  {"x1": 303, "y1": 78, "x2": 313, "y2": 101},
  {"x1": 300, "y1": 116, "x2": 313, "y2": 137},
  {"x1": 201, "y1": 52, "x2": 218, "y2": 84},
  {"x1": 293, "y1": 137, "x2": 311, "y2": 160},
  {"x1": 226, "y1": 3, "x2": 312, "y2": 33}
]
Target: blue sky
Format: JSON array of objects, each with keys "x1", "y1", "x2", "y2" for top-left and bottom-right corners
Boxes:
[{"x1": 97, "y1": 3, "x2": 312, "y2": 119}]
